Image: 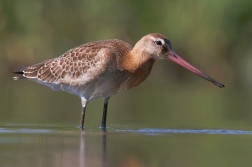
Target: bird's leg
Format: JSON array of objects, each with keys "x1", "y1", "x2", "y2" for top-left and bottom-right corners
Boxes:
[
  {"x1": 101, "y1": 97, "x2": 110, "y2": 129},
  {"x1": 101, "y1": 103, "x2": 108, "y2": 128},
  {"x1": 80, "y1": 106, "x2": 86, "y2": 130},
  {"x1": 80, "y1": 98, "x2": 87, "y2": 130}
]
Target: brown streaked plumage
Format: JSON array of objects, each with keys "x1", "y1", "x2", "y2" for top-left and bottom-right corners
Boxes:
[{"x1": 13, "y1": 33, "x2": 225, "y2": 129}]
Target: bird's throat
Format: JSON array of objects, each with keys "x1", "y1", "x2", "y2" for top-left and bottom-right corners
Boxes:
[{"x1": 122, "y1": 50, "x2": 154, "y2": 73}]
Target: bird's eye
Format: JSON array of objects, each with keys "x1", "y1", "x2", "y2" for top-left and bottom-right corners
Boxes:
[{"x1": 156, "y1": 40, "x2": 162, "y2": 45}]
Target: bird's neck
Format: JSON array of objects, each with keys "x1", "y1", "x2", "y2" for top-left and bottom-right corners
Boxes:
[{"x1": 122, "y1": 49, "x2": 155, "y2": 73}]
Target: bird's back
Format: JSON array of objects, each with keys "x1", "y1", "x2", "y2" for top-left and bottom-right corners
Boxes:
[
  {"x1": 14, "y1": 39, "x2": 155, "y2": 100},
  {"x1": 15, "y1": 39, "x2": 131, "y2": 84}
]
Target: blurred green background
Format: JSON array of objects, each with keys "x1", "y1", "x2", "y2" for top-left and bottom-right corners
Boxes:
[{"x1": 1, "y1": 0, "x2": 252, "y2": 129}]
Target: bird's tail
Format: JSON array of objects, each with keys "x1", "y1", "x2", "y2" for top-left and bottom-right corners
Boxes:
[
  {"x1": 13, "y1": 67, "x2": 26, "y2": 80},
  {"x1": 13, "y1": 62, "x2": 45, "y2": 80}
]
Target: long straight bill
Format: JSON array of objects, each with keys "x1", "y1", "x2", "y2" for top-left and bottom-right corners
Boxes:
[{"x1": 168, "y1": 52, "x2": 224, "y2": 88}]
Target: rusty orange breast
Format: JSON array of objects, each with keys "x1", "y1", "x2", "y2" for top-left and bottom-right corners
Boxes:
[{"x1": 119, "y1": 58, "x2": 155, "y2": 90}]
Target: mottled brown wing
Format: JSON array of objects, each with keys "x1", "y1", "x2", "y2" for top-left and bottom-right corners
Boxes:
[{"x1": 19, "y1": 44, "x2": 116, "y2": 86}]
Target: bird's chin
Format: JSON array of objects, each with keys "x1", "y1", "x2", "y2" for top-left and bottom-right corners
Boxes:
[{"x1": 152, "y1": 55, "x2": 166, "y2": 60}]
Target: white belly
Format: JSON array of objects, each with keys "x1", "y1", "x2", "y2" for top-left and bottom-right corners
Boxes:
[{"x1": 29, "y1": 70, "x2": 134, "y2": 102}]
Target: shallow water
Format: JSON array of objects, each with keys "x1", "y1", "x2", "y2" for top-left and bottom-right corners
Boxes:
[{"x1": 1, "y1": 125, "x2": 252, "y2": 167}]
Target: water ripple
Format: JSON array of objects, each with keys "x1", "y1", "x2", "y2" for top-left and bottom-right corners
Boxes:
[
  {"x1": 0, "y1": 128, "x2": 52, "y2": 134},
  {"x1": 1, "y1": 123, "x2": 252, "y2": 136},
  {"x1": 113, "y1": 128, "x2": 252, "y2": 135}
]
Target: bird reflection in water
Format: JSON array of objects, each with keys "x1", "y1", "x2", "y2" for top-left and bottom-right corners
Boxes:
[{"x1": 80, "y1": 129, "x2": 107, "y2": 167}]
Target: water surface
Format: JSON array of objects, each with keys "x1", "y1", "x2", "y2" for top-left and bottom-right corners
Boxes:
[{"x1": 1, "y1": 124, "x2": 252, "y2": 167}]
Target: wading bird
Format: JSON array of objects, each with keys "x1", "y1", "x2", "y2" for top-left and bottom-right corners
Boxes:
[{"x1": 14, "y1": 33, "x2": 225, "y2": 129}]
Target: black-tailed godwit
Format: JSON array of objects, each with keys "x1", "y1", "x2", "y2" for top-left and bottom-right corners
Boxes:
[{"x1": 14, "y1": 33, "x2": 225, "y2": 129}]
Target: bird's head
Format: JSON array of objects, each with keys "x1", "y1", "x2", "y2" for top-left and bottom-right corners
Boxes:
[{"x1": 133, "y1": 33, "x2": 225, "y2": 88}]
